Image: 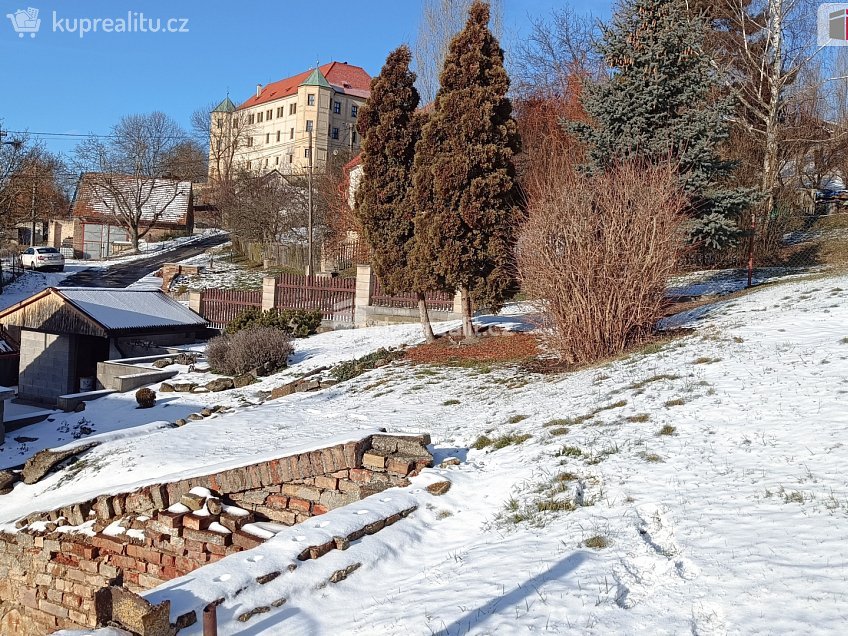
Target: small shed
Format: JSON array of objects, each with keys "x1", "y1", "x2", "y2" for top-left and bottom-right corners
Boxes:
[{"x1": 0, "y1": 288, "x2": 207, "y2": 405}]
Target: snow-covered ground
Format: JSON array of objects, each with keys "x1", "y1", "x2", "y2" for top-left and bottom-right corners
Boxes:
[
  {"x1": 15, "y1": 270, "x2": 848, "y2": 634},
  {"x1": 0, "y1": 262, "x2": 91, "y2": 312}
]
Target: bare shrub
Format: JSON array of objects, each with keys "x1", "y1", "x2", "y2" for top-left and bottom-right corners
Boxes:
[
  {"x1": 206, "y1": 327, "x2": 293, "y2": 376},
  {"x1": 518, "y1": 160, "x2": 685, "y2": 365}
]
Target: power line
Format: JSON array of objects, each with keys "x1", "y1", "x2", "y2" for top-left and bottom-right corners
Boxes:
[{"x1": 2, "y1": 130, "x2": 195, "y2": 141}]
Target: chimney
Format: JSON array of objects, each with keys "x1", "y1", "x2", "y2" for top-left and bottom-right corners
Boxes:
[{"x1": 256, "y1": 84, "x2": 262, "y2": 98}]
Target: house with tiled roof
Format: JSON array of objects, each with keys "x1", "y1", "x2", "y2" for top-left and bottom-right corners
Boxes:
[
  {"x1": 67, "y1": 173, "x2": 194, "y2": 260},
  {"x1": 209, "y1": 62, "x2": 371, "y2": 179}
]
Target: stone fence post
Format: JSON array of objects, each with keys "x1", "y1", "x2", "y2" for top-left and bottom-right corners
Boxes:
[
  {"x1": 262, "y1": 276, "x2": 277, "y2": 312},
  {"x1": 188, "y1": 291, "x2": 202, "y2": 315},
  {"x1": 452, "y1": 290, "x2": 463, "y2": 315},
  {"x1": 354, "y1": 264, "x2": 374, "y2": 327}
]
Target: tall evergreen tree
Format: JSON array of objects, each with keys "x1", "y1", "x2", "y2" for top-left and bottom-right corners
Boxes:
[
  {"x1": 356, "y1": 46, "x2": 435, "y2": 341},
  {"x1": 412, "y1": 0, "x2": 521, "y2": 338},
  {"x1": 573, "y1": 0, "x2": 753, "y2": 250}
]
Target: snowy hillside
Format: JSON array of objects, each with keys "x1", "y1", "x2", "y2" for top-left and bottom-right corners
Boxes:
[{"x1": 42, "y1": 271, "x2": 848, "y2": 634}]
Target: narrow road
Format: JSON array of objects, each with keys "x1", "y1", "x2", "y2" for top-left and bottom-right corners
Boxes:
[{"x1": 59, "y1": 233, "x2": 230, "y2": 289}]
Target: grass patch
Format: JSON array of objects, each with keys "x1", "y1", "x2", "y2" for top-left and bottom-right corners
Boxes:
[
  {"x1": 555, "y1": 472, "x2": 579, "y2": 483},
  {"x1": 657, "y1": 425, "x2": 677, "y2": 436},
  {"x1": 692, "y1": 356, "x2": 721, "y2": 365},
  {"x1": 442, "y1": 399, "x2": 461, "y2": 406},
  {"x1": 472, "y1": 432, "x2": 532, "y2": 451},
  {"x1": 436, "y1": 510, "x2": 453, "y2": 520},
  {"x1": 508, "y1": 414, "x2": 528, "y2": 424},
  {"x1": 639, "y1": 451, "x2": 664, "y2": 463},
  {"x1": 586, "y1": 444, "x2": 621, "y2": 465},
  {"x1": 584, "y1": 535, "x2": 609, "y2": 549},
  {"x1": 557, "y1": 445, "x2": 584, "y2": 459},
  {"x1": 664, "y1": 398, "x2": 686, "y2": 408},
  {"x1": 597, "y1": 399, "x2": 628, "y2": 412},
  {"x1": 544, "y1": 418, "x2": 572, "y2": 428},
  {"x1": 548, "y1": 427, "x2": 570, "y2": 436},
  {"x1": 628, "y1": 374, "x2": 681, "y2": 390},
  {"x1": 626, "y1": 413, "x2": 650, "y2": 423},
  {"x1": 841, "y1": 337, "x2": 848, "y2": 345},
  {"x1": 535, "y1": 499, "x2": 575, "y2": 513}
]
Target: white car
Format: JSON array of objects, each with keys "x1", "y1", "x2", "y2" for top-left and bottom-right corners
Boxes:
[{"x1": 21, "y1": 246, "x2": 65, "y2": 272}]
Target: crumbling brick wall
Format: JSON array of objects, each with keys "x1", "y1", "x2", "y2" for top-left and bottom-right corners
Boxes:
[{"x1": 0, "y1": 434, "x2": 431, "y2": 634}]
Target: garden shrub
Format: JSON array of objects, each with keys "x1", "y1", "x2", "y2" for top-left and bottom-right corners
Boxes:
[
  {"x1": 330, "y1": 348, "x2": 406, "y2": 382},
  {"x1": 225, "y1": 308, "x2": 322, "y2": 338},
  {"x1": 207, "y1": 327, "x2": 294, "y2": 376},
  {"x1": 135, "y1": 388, "x2": 156, "y2": 409},
  {"x1": 518, "y1": 160, "x2": 685, "y2": 365}
]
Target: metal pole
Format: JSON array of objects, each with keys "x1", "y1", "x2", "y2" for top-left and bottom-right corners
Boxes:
[
  {"x1": 202, "y1": 603, "x2": 218, "y2": 636},
  {"x1": 307, "y1": 129, "x2": 314, "y2": 278}
]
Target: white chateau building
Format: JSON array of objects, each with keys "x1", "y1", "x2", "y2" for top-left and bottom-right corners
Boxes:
[{"x1": 209, "y1": 62, "x2": 372, "y2": 178}]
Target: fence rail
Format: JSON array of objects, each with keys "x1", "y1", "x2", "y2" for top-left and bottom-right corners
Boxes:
[
  {"x1": 370, "y1": 276, "x2": 455, "y2": 312},
  {"x1": 199, "y1": 289, "x2": 262, "y2": 329},
  {"x1": 275, "y1": 273, "x2": 356, "y2": 323}
]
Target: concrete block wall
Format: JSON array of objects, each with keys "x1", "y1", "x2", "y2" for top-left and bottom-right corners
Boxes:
[
  {"x1": 19, "y1": 331, "x2": 75, "y2": 404},
  {"x1": 0, "y1": 434, "x2": 432, "y2": 634}
]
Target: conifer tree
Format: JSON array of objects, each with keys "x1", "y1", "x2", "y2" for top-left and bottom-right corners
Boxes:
[
  {"x1": 356, "y1": 46, "x2": 435, "y2": 341},
  {"x1": 573, "y1": 0, "x2": 753, "y2": 249},
  {"x1": 412, "y1": 0, "x2": 521, "y2": 338}
]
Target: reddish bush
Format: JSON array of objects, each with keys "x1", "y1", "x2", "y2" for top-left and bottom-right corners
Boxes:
[{"x1": 518, "y1": 160, "x2": 686, "y2": 364}]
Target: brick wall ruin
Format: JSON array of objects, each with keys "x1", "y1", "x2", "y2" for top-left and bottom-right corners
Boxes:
[{"x1": 0, "y1": 433, "x2": 432, "y2": 635}]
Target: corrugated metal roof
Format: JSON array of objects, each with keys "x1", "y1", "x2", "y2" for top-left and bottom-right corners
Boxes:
[{"x1": 58, "y1": 288, "x2": 206, "y2": 331}]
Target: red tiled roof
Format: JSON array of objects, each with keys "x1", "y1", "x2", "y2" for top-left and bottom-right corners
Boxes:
[
  {"x1": 239, "y1": 62, "x2": 372, "y2": 109},
  {"x1": 344, "y1": 154, "x2": 362, "y2": 171}
]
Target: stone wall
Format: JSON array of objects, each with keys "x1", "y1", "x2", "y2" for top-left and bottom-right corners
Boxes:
[{"x1": 0, "y1": 433, "x2": 431, "y2": 634}]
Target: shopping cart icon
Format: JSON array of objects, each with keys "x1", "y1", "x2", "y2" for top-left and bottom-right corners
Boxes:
[{"x1": 6, "y1": 7, "x2": 41, "y2": 38}]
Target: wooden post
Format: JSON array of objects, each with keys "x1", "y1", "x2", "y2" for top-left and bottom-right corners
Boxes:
[{"x1": 203, "y1": 603, "x2": 218, "y2": 636}]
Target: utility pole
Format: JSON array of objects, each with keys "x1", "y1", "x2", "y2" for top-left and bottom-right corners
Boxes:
[
  {"x1": 29, "y1": 165, "x2": 37, "y2": 247},
  {"x1": 306, "y1": 129, "x2": 314, "y2": 278}
]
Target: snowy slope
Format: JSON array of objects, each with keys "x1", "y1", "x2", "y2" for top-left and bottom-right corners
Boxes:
[{"x1": 17, "y1": 272, "x2": 848, "y2": 634}]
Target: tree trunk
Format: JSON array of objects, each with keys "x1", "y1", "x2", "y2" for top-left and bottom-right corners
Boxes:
[
  {"x1": 417, "y1": 292, "x2": 436, "y2": 343},
  {"x1": 751, "y1": 0, "x2": 784, "y2": 288},
  {"x1": 131, "y1": 225, "x2": 140, "y2": 253},
  {"x1": 460, "y1": 285, "x2": 475, "y2": 338}
]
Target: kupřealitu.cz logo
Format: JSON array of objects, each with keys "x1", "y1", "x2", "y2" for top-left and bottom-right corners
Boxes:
[
  {"x1": 5, "y1": 7, "x2": 190, "y2": 39},
  {"x1": 819, "y1": 4, "x2": 848, "y2": 45},
  {"x1": 6, "y1": 7, "x2": 40, "y2": 38}
]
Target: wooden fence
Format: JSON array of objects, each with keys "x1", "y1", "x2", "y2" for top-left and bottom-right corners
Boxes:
[
  {"x1": 274, "y1": 273, "x2": 356, "y2": 323},
  {"x1": 371, "y1": 276, "x2": 455, "y2": 312},
  {"x1": 199, "y1": 289, "x2": 262, "y2": 329}
]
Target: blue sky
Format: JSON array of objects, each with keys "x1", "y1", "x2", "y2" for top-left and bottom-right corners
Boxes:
[{"x1": 0, "y1": 0, "x2": 611, "y2": 156}]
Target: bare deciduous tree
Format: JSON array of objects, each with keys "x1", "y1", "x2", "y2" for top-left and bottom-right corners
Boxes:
[
  {"x1": 75, "y1": 112, "x2": 189, "y2": 252},
  {"x1": 191, "y1": 102, "x2": 256, "y2": 187},
  {"x1": 413, "y1": 0, "x2": 503, "y2": 104}
]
